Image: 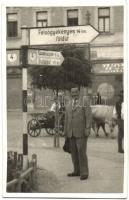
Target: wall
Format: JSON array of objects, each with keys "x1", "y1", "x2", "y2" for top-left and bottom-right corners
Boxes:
[
  {"x1": 6, "y1": 6, "x2": 124, "y2": 48},
  {"x1": 113, "y1": 6, "x2": 124, "y2": 32},
  {"x1": 6, "y1": 6, "x2": 124, "y2": 109},
  {"x1": 7, "y1": 77, "x2": 22, "y2": 109}
]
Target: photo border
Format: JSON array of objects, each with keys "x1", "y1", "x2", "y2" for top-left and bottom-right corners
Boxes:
[{"x1": 1, "y1": 0, "x2": 128, "y2": 199}]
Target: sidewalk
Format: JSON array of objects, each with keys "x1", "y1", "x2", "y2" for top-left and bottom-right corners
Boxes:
[
  {"x1": 7, "y1": 111, "x2": 124, "y2": 193},
  {"x1": 28, "y1": 136, "x2": 124, "y2": 193}
]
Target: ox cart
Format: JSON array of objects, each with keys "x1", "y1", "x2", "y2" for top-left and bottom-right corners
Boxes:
[{"x1": 91, "y1": 105, "x2": 116, "y2": 137}]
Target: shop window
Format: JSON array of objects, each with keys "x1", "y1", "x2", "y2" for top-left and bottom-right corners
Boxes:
[
  {"x1": 98, "y1": 7, "x2": 110, "y2": 33},
  {"x1": 7, "y1": 13, "x2": 18, "y2": 37},
  {"x1": 67, "y1": 9, "x2": 78, "y2": 26},
  {"x1": 36, "y1": 11, "x2": 48, "y2": 27}
]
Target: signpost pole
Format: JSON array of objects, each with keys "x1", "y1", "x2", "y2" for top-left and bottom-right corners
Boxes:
[
  {"x1": 56, "y1": 99, "x2": 60, "y2": 148},
  {"x1": 54, "y1": 94, "x2": 60, "y2": 148},
  {"x1": 21, "y1": 45, "x2": 28, "y2": 170}
]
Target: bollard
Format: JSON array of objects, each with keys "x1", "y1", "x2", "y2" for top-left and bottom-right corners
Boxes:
[
  {"x1": 32, "y1": 154, "x2": 37, "y2": 174},
  {"x1": 14, "y1": 152, "x2": 17, "y2": 168},
  {"x1": 18, "y1": 154, "x2": 23, "y2": 170},
  {"x1": 30, "y1": 154, "x2": 37, "y2": 185},
  {"x1": 14, "y1": 171, "x2": 22, "y2": 192}
]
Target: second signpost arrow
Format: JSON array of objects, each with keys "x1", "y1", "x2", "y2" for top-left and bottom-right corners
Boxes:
[{"x1": 28, "y1": 49, "x2": 64, "y2": 66}]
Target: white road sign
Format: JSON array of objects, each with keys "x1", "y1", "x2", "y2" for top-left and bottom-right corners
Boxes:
[
  {"x1": 29, "y1": 25, "x2": 99, "y2": 45},
  {"x1": 28, "y1": 49, "x2": 64, "y2": 66}
]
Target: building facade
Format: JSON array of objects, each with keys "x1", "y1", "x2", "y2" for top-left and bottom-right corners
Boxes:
[{"x1": 6, "y1": 6, "x2": 124, "y2": 109}]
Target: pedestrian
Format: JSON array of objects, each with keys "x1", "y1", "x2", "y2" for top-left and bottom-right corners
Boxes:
[
  {"x1": 113, "y1": 90, "x2": 124, "y2": 153},
  {"x1": 64, "y1": 87, "x2": 92, "y2": 180},
  {"x1": 97, "y1": 92, "x2": 102, "y2": 104}
]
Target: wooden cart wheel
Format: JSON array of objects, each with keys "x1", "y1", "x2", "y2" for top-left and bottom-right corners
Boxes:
[
  {"x1": 45, "y1": 128, "x2": 55, "y2": 135},
  {"x1": 59, "y1": 125, "x2": 65, "y2": 137},
  {"x1": 45, "y1": 126, "x2": 64, "y2": 136},
  {"x1": 27, "y1": 119, "x2": 41, "y2": 137}
]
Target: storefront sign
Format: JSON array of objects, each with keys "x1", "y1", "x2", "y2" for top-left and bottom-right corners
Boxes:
[
  {"x1": 7, "y1": 50, "x2": 20, "y2": 66},
  {"x1": 28, "y1": 49, "x2": 64, "y2": 66},
  {"x1": 92, "y1": 63, "x2": 123, "y2": 74},
  {"x1": 29, "y1": 25, "x2": 99, "y2": 45}
]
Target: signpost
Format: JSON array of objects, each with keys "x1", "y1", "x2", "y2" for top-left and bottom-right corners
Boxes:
[
  {"x1": 28, "y1": 49, "x2": 64, "y2": 66},
  {"x1": 13, "y1": 24, "x2": 99, "y2": 169},
  {"x1": 29, "y1": 25, "x2": 99, "y2": 45},
  {"x1": 28, "y1": 49, "x2": 64, "y2": 148},
  {"x1": 27, "y1": 49, "x2": 64, "y2": 148},
  {"x1": 21, "y1": 46, "x2": 28, "y2": 170}
]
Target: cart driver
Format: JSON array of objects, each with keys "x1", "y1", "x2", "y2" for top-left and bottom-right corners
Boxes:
[{"x1": 50, "y1": 93, "x2": 64, "y2": 112}]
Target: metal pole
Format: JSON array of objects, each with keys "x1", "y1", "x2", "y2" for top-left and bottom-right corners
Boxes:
[{"x1": 21, "y1": 45, "x2": 28, "y2": 170}]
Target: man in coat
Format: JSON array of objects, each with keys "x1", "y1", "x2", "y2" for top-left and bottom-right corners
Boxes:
[
  {"x1": 113, "y1": 90, "x2": 124, "y2": 153},
  {"x1": 64, "y1": 87, "x2": 92, "y2": 180}
]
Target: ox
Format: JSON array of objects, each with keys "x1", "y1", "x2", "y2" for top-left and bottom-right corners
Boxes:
[{"x1": 91, "y1": 105, "x2": 117, "y2": 137}]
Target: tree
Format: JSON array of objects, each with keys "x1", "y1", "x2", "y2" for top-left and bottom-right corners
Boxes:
[{"x1": 29, "y1": 45, "x2": 92, "y2": 94}]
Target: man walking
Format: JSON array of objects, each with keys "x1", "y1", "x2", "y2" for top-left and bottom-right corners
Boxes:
[
  {"x1": 64, "y1": 88, "x2": 92, "y2": 180},
  {"x1": 113, "y1": 90, "x2": 124, "y2": 153}
]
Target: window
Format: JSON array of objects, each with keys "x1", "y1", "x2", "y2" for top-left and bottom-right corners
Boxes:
[
  {"x1": 36, "y1": 11, "x2": 48, "y2": 27},
  {"x1": 7, "y1": 13, "x2": 18, "y2": 37},
  {"x1": 67, "y1": 9, "x2": 78, "y2": 26},
  {"x1": 98, "y1": 7, "x2": 110, "y2": 32}
]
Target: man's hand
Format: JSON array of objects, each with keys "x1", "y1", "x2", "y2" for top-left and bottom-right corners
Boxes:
[{"x1": 85, "y1": 128, "x2": 91, "y2": 137}]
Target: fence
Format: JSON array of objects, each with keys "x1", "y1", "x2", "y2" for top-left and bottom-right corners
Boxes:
[{"x1": 7, "y1": 152, "x2": 37, "y2": 192}]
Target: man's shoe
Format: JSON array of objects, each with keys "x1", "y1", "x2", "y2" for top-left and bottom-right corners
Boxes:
[
  {"x1": 67, "y1": 172, "x2": 80, "y2": 177},
  {"x1": 118, "y1": 149, "x2": 124, "y2": 153},
  {"x1": 80, "y1": 175, "x2": 88, "y2": 180}
]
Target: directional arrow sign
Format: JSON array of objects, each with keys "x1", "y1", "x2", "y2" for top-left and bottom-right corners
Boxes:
[
  {"x1": 29, "y1": 25, "x2": 99, "y2": 45},
  {"x1": 28, "y1": 49, "x2": 64, "y2": 66}
]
